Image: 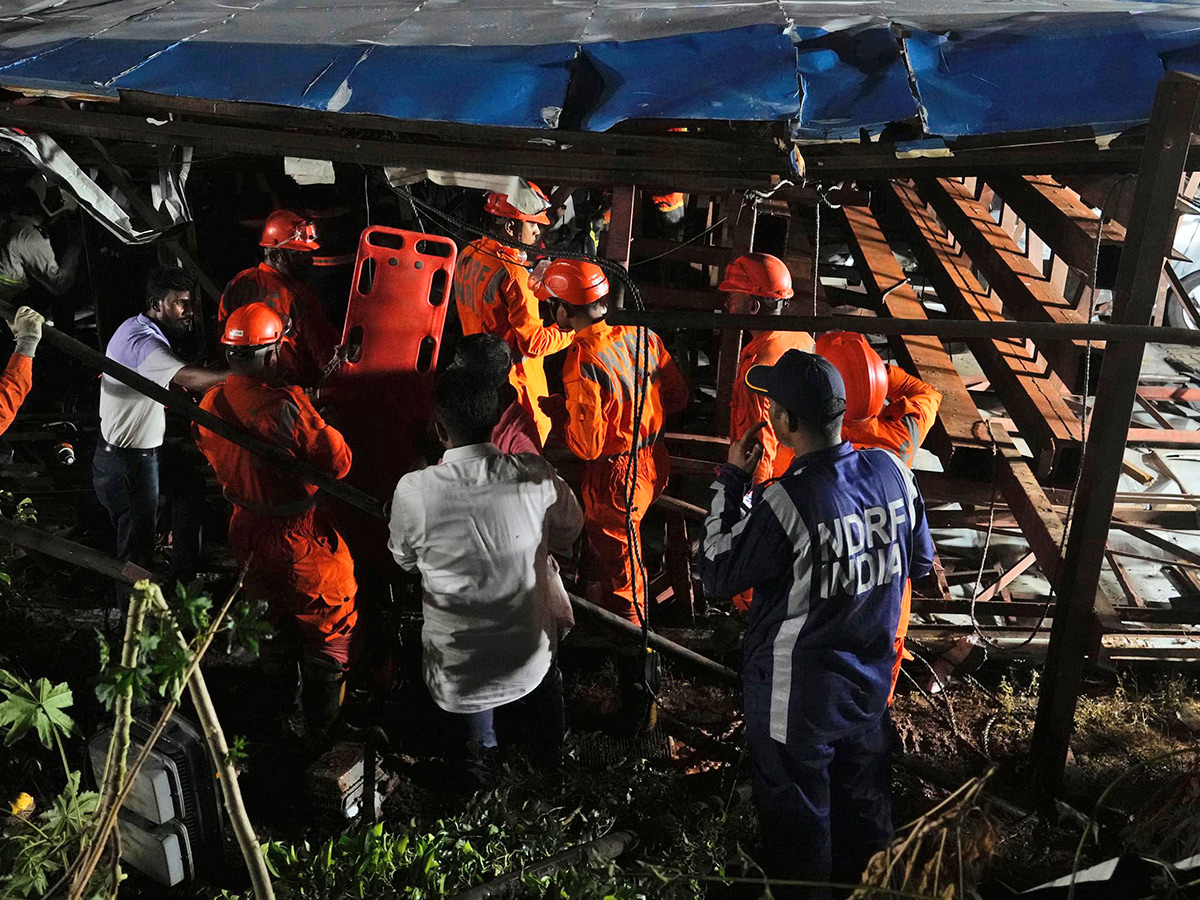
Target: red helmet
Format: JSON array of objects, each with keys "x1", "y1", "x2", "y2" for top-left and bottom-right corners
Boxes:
[
  {"x1": 815, "y1": 332, "x2": 887, "y2": 425},
  {"x1": 260, "y1": 210, "x2": 319, "y2": 251},
  {"x1": 534, "y1": 259, "x2": 609, "y2": 306},
  {"x1": 222, "y1": 303, "x2": 285, "y2": 348},
  {"x1": 484, "y1": 182, "x2": 552, "y2": 225},
  {"x1": 719, "y1": 253, "x2": 793, "y2": 301}
]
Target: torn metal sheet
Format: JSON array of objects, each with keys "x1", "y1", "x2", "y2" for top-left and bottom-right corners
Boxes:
[{"x1": 0, "y1": 127, "x2": 188, "y2": 244}]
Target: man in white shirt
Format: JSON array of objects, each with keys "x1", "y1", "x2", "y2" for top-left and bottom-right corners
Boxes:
[
  {"x1": 388, "y1": 367, "x2": 583, "y2": 782},
  {"x1": 0, "y1": 183, "x2": 80, "y2": 305},
  {"x1": 93, "y1": 266, "x2": 225, "y2": 576}
]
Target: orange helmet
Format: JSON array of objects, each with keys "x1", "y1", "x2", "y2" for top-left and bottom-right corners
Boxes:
[
  {"x1": 815, "y1": 332, "x2": 888, "y2": 424},
  {"x1": 719, "y1": 253, "x2": 793, "y2": 301},
  {"x1": 260, "y1": 210, "x2": 319, "y2": 251},
  {"x1": 222, "y1": 302, "x2": 285, "y2": 348},
  {"x1": 484, "y1": 182, "x2": 552, "y2": 224},
  {"x1": 534, "y1": 259, "x2": 609, "y2": 306}
]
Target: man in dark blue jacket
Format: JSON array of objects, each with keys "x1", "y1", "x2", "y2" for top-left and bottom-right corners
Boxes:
[{"x1": 698, "y1": 349, "x2": 934, "y2": 898}]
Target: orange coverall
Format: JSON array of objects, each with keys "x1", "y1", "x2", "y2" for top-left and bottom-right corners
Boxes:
[
  {"x1": 0, "y1": 352, "x2": 32, "y2": 435},
  {"x1": 562, "y1": 322, "x2": 689, "y2": 624},
  {"x1": 650, "y1": 193, "x2": 686, "y2": 214},
  {"x1": 195, "y1": 374, "x2": 358, "y2": 662},
  {"x1": 453, "y1": 237, "x2": 574, "y2": 444},
  {"x1": 843, "y1": 365, "x2": 942, "y2": 702},
  {"x1": 728, "y1": 329, "x2": 814, "y2": 612},
  {"x1": 220, "y1": 264, "x2": 340, "y2": 388}
]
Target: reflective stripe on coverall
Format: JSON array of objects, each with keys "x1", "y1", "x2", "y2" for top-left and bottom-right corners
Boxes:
[
  {"x1": 728, "y1": 329, "x2": 815, "y2": 614},
  {"x1": 843, "y1": 364, "x2": 942, "y2": 703},
  {"x1": 453, "y1": 237, "x2": 574, "y2": 444},
  {"x1": 195, "y1": 374, "x2": 358, "y2": 662},
  {"x1": 562, "y1": 322, "x2": 689, "y2": 624},
  {"x1": 220, "y1": 264, "x2": 340, "y2": 389}
]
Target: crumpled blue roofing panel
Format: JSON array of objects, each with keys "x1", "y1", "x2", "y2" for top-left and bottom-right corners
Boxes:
[
  {"x1": 793, "y1": 25, "x2": 918, "y2": 139},
  {"x1": 2, "y1": 1, "x2": 1200, "y2": 139},
  {"x1": 112, "y1": 41, "x2": 578, "y2": 127},
  {"x1": 906, "y1": 13, "x2": 1166, "y2": 137},
  {"x1": 578, "y1": 24, "x2": 798, "y2": 132}
]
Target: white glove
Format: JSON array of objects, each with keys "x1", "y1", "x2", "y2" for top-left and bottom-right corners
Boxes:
[{"x1": 9, "y1": 307, "x2": 44, "y2": 358}]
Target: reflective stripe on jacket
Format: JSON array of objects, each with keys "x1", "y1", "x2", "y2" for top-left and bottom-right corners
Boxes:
[
  {"x1": 698, "y1": 442, "x2": 934, "y2": 742},
  {"x1": 561, "y1": 322, "x2": 689, "y2": 461}
]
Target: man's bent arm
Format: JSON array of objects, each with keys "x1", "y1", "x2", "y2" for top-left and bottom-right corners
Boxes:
[{"x1": 697, "y1": 464, "x2": 791, "y2": 598}]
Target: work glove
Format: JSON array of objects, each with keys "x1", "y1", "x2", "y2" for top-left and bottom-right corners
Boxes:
[{"x1": 8, "y1": 307, "x2": 44, "y2": 358}]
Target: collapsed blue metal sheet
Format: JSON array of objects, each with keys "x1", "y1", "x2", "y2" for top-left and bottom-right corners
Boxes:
[
  {"x1": 792, "y1": 25, "x2": 918, "y2": 139},
  {"x1": 3, "y1": 1, "x2": 1200, "y2": 139},
  {"x1": 906, "y1": 13, "x2": 1166, "y2": 138},
  {"x1": 578, "y1": 24, "x2": 798, "y2": 132}
]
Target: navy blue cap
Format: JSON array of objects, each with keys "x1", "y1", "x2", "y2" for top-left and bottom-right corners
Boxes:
[{"x1": 746, "y1": 349, "x2": 847, "y2": 424}]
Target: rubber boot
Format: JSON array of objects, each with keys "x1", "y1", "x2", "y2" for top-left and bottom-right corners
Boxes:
[
  {"x1": 601, "y1": 649, "x2": 660, "y2": 738},
  {"x1": 261, "y1": 645, "x2": 304, "y2": 742},
  {"x1": 300, "y1": 651, "x2": 346, "y2": 746}
]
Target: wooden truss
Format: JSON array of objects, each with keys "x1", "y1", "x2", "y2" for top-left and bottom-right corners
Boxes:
[{"x1": 4, "y1": 73, "x2": 1200, "y2": 801}]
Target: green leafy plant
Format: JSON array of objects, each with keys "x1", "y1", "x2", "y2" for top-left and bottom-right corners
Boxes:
[
  {"x1": 0, "y1": 672, "x2": 101, "y2": 899},
  {"x1": 222, "y1": 745, "x2": 752, "y2": 900},
  {"x1": 2, "y1": 574, "x2": 274, "y2": 900},
  {"x1": 0, "y1": 493, "x2": 37, "y2": 589},
  {"x1": 0, "y1": 670, "x2": 76, "y2": 752}
]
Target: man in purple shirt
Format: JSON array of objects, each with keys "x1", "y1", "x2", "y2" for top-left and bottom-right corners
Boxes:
[
  {"x1": 451, "y1": 333, "x2": 541, "y2": 456},
  {"x1": 93, "y1": 266, "x2": 226, "y2": 576}
]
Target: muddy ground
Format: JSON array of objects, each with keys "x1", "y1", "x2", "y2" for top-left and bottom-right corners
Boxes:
[{"x1": 2, "y1": 566, "x2": 1199, "y2": 898}]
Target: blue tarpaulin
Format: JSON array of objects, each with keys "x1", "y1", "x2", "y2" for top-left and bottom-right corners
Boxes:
[{"x1": 1, "y1": 0, "x2": 1199, "y2": 138}]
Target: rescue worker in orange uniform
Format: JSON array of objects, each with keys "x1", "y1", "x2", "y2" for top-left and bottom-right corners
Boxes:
[
  {"x1": 649, "y1": 192, "x2": 687, "y2": 240},
  {"x1": 219, "y1": 210, "x2": 341, "y2": 388},
  {"x1": 722, "y1": 253, "x2": 815, "y2": 613},
  {"x1": 0, "y1": 306, "x2": 44, "y2": 434},
  {"x1": 453, "y1": 183, "x2": 574, "y2": 444},
  {"x1": 537, "y1": 260, "x2": 689, "y2": 732},
  {"x1": 817, "y1": 332, "x2": 942, "y2": 703},
  {"x1": 195, "y1": 303, "x2": 358, "y2": 741}
]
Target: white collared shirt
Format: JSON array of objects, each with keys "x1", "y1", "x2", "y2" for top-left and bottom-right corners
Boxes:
[{"x1": 388, "y1": 443, "x2": 584, "y2": 714}]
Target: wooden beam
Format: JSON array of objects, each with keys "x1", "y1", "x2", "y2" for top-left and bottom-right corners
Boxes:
[
  {"x1": 1105, "y1": 548, "x2": 1145, "y2": 608},
  {"x1": 605, "y1": 185, "x2": 636, "y2": 272},
  {"x1": 916, "y1": 177, "x2": 1096, "y2": 391},
  {"x1": 713, "y1": 194, "x2": 756, "y2": 435},
  {"x1": 639, "y1": 286, "x2": 723, "y2": 311},
  {"x1": 0, "y1": 102, "x2": 787, "y2": 192},
  {"x1": 1116, "y1": 523, "x2": 1200, "y2": 569},
  {"x1": 610, "y1": 309, "x2": 1200, "y2": 345},
  {"x1": 971, "y1": 552, "x2": 1038, "y2": 604},
  {"x1": 1031, "y1": 72, "x2": 1200, "y2": 802},
  {"x1": 841, "y1": 203, "x2": 992, "y2": 471},
  {"x1": 880, "y1": 182, "x2": 1083, "y2": 478},
  {"x1": 988, "y1": 422, "x2": 1067, "y2": 576},
  {"x1": 987, "y1": 176, "x2": 1125, "y2": 285}
]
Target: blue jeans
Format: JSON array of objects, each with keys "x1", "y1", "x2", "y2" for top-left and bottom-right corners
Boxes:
[
  {"x1": 93, "y1": 441, "x2": 204, "y2": 578},
  {"x1": 447, "y1": 665, "x2": 565, "y2": 774},
  {"x1": 746, "y1": 711, "x2": 894, "y2": 900}
]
